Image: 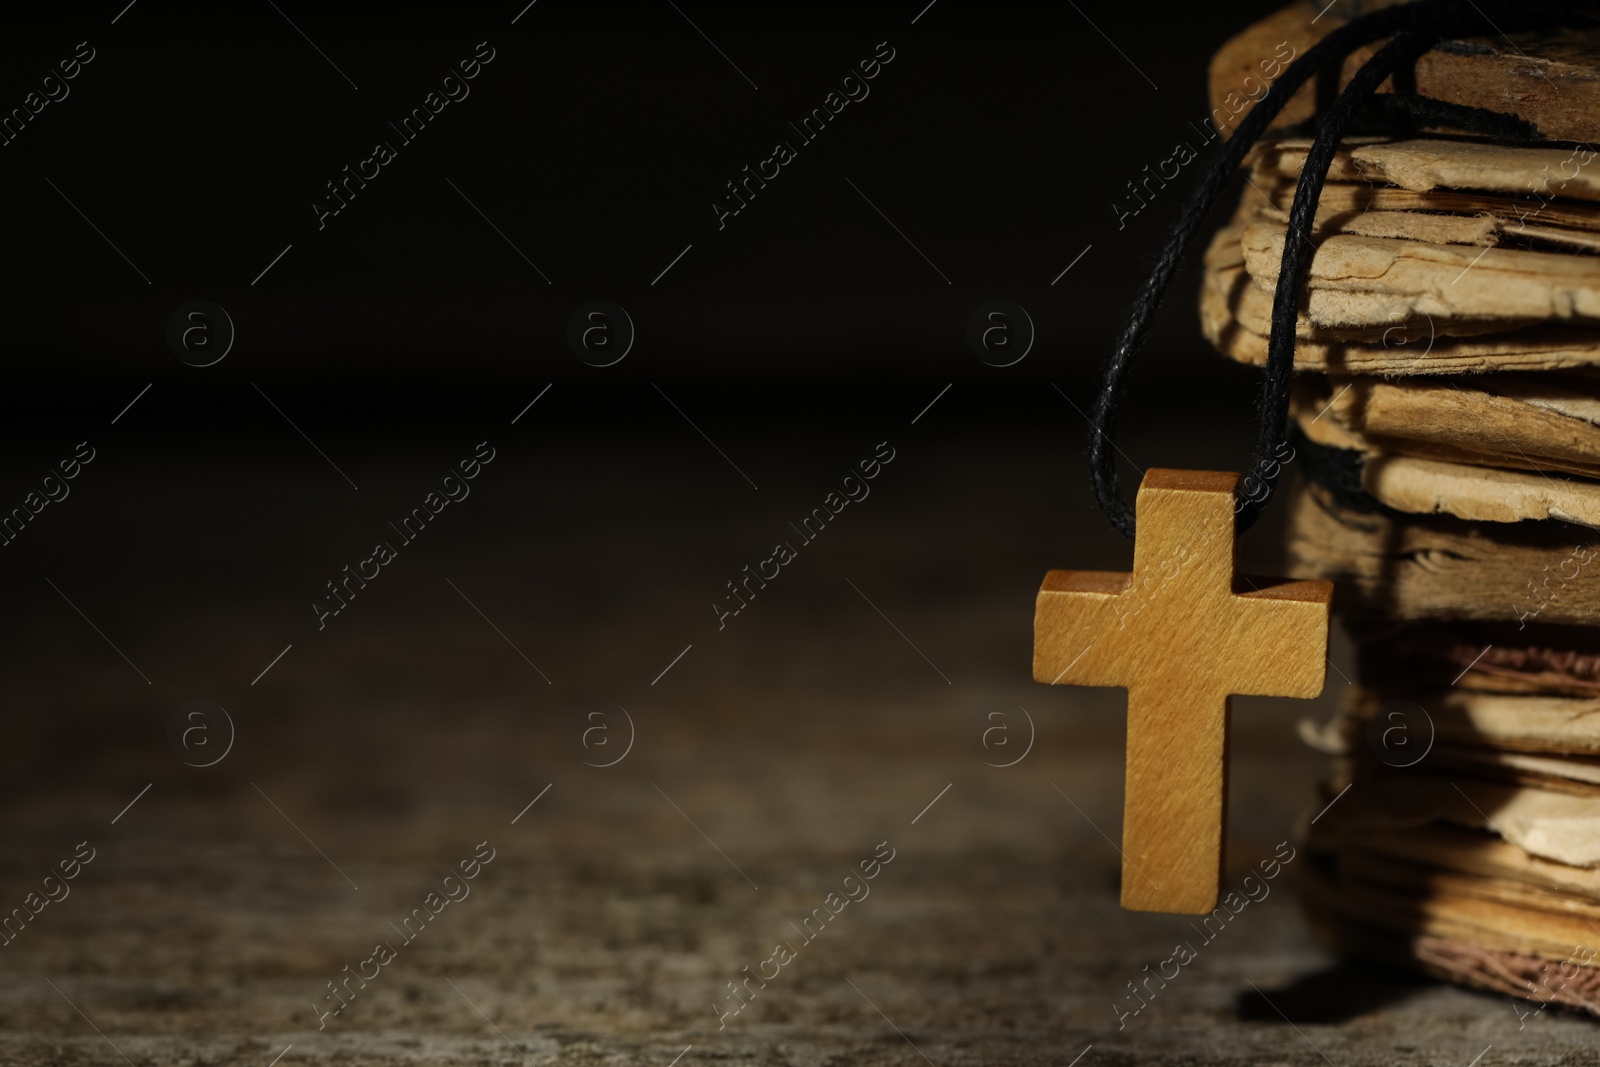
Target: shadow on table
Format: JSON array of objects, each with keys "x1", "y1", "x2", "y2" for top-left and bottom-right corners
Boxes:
[{"x1": 1236, "y1": 962, "x2": 1433, "y2": 1023}]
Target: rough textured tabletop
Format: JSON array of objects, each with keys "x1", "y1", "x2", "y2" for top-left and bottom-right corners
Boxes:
[{"x1": 2, "y1": 409, "x2": 1594, "y2": 1066}]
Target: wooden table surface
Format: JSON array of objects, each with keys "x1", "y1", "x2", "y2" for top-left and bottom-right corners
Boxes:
[{"x1": 2, "y1": 397, "x2": 1594, "y2": 1065}]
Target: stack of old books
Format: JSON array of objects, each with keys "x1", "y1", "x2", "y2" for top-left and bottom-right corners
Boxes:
[{"x1": 1202, "y1": 3, "x2": 1600, "y2": 1017}]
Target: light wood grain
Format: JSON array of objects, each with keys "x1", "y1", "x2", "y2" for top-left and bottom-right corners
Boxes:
[
  {"x1": 1236, "y1": 185, "x2": 1600, "y2": 254},
  {"x1": 1311, "y1": 375, "x2": 1600, "y2": 480},
  {"x1": 1321, "y1": 771, "x2": 1600, "y2": 870},
  {"x1": 1248, "y1": 174, "x2": 1600, "y2": 237},
  {"x1": 1201, "y1": 262, "x2": 1600, "y2": 374},
  {"x1": 1240, "y1": 224, "x2": 1600, "y2": 330},
  {"x1": 1211, "y1": 2, "x2": 1600, "y2": 145},
  {"x1": 1361, "y1": 454, "x2": 1600, "y2": 530},
  {"x1": 1317, "y1": 849, "x2": 1600, "y2": 959},
  {"x1": 1285, "y1": 484, "x2": 1600, "y2": 627},
  {"x1": 1340, "y1": 686, "x2": 1600, "y2": 758},
  {"x1": 1033, "y1": 469, "x2": 1331, "y2": 914},
  {"x1": 1253, "y1": 139, "x2": 1600, "y2": 203},
  {"x1": 1333, "y1": 823, "x2": 1600, "y2": 898},
  {"x1": 1201, "y1": 224, "x2": 1566, "y2": 345}
]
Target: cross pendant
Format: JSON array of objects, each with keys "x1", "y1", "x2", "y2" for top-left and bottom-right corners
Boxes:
[{"x1": 1033, "y1": 469, "x2": 1332, "y2": 914}]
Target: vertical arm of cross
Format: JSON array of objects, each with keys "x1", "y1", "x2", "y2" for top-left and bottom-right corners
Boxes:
[{"x1": 1117, "y1": 471, "x2": 1241, "y2": 913}]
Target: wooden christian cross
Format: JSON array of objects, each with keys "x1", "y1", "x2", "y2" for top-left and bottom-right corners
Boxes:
[{"x1": 1033, "y1": 469, "x2": 1332, "y2": 914}]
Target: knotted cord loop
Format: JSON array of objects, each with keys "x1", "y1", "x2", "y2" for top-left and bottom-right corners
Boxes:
[{"x1": 1088, "y1": 0, "x2": 1585, "y2": 538}]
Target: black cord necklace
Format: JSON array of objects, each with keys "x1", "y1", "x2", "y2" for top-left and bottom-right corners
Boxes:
[{"x1": 1088, "y1": 0, "x2": 1589, "y2": 539}]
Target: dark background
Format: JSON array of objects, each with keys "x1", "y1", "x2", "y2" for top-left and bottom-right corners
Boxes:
[{"x1": 0, "y1": 0, "x2": 1282, "y2": 398}]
